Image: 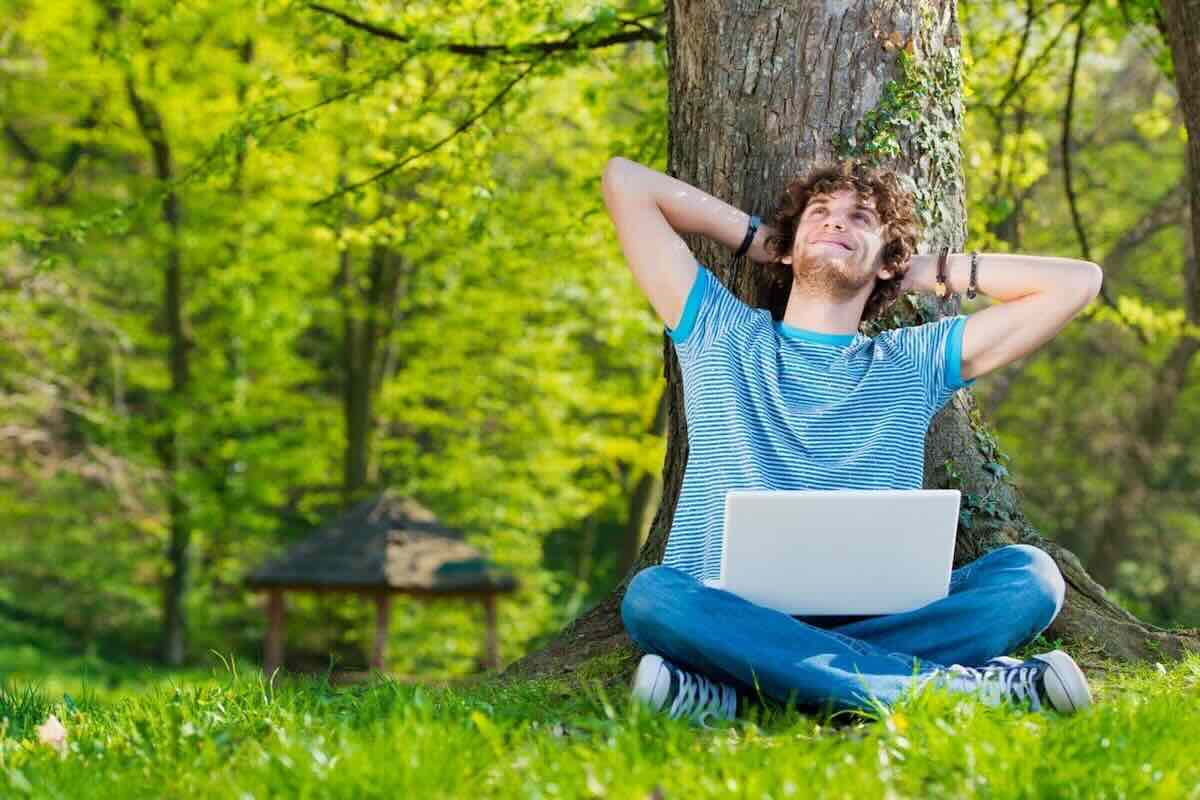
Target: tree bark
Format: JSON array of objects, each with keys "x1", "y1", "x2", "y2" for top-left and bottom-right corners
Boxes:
[{"x1": 507, "y1": 0, "x2": 1200, "y2": 682}]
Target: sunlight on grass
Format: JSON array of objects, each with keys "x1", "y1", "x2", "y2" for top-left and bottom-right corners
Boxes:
[{"x1": 2, "y1": 647, "x2": 1199, "y2": 798}]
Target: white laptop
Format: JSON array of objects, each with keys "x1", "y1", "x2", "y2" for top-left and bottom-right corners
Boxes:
[{"x1": 708, "y1": 489, "x2": 961, "y2": 615}]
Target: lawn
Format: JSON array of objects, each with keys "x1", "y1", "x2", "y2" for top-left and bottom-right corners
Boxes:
[{"x1": 2, "y1": 635, "x2": 1199, "y2": 799}]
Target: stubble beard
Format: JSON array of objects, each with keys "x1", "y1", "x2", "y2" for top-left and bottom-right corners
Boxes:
[{"x1": 789, "y1": 248, "x2": 875, "y2": 299}]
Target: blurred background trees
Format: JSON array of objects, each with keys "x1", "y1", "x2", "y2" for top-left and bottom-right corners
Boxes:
[{"x1": 0, "y1": 0, "x2": 1193, "y2": 675}]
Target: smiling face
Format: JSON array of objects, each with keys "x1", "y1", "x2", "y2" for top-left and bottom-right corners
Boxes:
[
  {"x1": 781, "y1": 189, "x2": 895, "y2": 295},
  {"x1": 760, "y1": 160, "x2": 921, "y2": 324}
]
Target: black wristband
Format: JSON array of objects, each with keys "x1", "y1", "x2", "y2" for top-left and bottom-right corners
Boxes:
[
  {"x1": 967, "y1": 251, "x2": 979, "y2": 299},
  {"x1": 734, "y1": 214, "x2": 761, "y2": 260}
]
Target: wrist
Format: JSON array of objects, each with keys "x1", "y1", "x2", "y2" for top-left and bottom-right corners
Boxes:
[
  {"x1": 748, "y1": 222, "x2": 777, "y2": 263},
  {"x1": 902, "y1": 253, "x2": 936, "y2": 293},
  {"x1": 906, "y1": 252, "x2": 968, "y2": 295}
]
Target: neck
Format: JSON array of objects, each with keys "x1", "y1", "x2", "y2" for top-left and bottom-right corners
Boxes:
[{"x1": 780, "y1": 280, "x2": 873, "y2": 335}]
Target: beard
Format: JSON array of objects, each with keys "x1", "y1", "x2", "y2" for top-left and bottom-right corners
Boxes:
[{"x1": 789, "y1": 248, "x2": 876, "y2": 298}]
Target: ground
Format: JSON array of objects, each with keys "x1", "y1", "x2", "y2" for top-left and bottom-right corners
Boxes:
[{"x1": 2, "y1": 628, "x2": 1199, "y2": 798}]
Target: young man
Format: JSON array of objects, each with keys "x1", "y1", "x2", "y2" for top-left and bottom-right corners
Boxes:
[{"x1": 600, "y1": 156, "x2": 1104, "y2": 724}]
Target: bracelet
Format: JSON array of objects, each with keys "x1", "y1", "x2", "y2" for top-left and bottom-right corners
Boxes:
[
  {"x1": 967, "y1": 251, "x2": 979, "y2": 299},
  {"x1": 935, "y1": 246, "x2": 950, "y2": 298},
  {"x1": 734, "y1": 214, "x2": 761, "y2": 260}
]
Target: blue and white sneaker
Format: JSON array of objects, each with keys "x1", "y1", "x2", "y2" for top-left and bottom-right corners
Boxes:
[
  {"x1": 631, "y1": 654, "x2": 738, "y2": 726},
  {"x1": 929, "y1": 649, "x2": 1092, "y2": 713}
]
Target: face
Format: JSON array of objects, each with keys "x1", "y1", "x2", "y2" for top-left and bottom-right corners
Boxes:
[{"x1": 782, "y1": 189, "x2": 892, "y2": 293}]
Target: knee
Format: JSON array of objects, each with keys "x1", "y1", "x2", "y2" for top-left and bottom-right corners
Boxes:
[
  {"x1": 1001, "y1": 544, "x2": 1066, "y2": 626},
  {"x1": 621, "y1": 565, "x2": 690, "y2": 645}
]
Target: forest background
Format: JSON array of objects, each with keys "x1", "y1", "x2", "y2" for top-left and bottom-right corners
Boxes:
[{"x1": 0, "y1": 0, "x2": 1192, "y2": 681}]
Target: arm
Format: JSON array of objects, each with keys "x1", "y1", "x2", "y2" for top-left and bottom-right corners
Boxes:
[
  {"x1": 901, "y1": 252, "x2": 1104, "y2": 381},
  {"x1": 601, "y1": 157, "x2": 774, "y2": 328}
]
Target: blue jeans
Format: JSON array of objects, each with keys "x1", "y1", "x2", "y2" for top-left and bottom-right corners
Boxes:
[{"x1": 621, "y1": 543, "x2": 1066, "y2": 713}]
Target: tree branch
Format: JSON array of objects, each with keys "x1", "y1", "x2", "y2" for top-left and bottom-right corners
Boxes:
[
  {"x1": 305, "y1": 4, "x2": 664, "y2": 54},
  {"x1": 1101, "y1": 179, "x2": 1189, "y2": 274},
  {"x1": 1061, "y1": 4, "x2": 1150, "y2": 343},
  {"x1": 993, "y1": 2, "x2": 1092, "y2": 114},
  {"x1": 3, "y1": 122, "x2": 42, "y2": 163},
  {"x1": 310, "y1": 51, "x2": 546, "y2": 207},
  {"x1": 1062, "y1": 7, "x2": 1093, "y2": 264}
]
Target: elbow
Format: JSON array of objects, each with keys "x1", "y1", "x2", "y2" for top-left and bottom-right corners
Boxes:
[
  {"x1": 601, "y1": 157, "x2": 626, "y2": 200},
  {"x1": 602, "y1": 157, "x2": 648, "y2": 207},
  {"x1": 602, "y1": 156, "x2": 632, "y2": 189},
  {"x1": 1083, "y1": 262, "x2": 1104, "y2": 301}
]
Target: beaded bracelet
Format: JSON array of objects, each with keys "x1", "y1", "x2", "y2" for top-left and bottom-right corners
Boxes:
[{"x1": 935, "y1": 246, "x2": 950, "y2": 298}]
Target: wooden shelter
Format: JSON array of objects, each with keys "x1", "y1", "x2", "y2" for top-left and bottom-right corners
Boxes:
[{"x1": 246, "y1": 493, "x2": 518, "y2": 675}]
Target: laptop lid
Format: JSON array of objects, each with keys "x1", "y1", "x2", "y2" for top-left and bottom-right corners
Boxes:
[{"x1": 717, "y1": 489, "x2": 960, "y2": 615}]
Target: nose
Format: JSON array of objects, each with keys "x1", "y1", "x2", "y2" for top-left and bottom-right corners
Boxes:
[{"x1": 822, "y1": 219, "x2": 846, "y2": 231}]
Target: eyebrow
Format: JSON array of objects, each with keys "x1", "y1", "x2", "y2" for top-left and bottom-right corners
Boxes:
[{"x1": 807, "y1": 199, "x2": 880, "y2": 221}]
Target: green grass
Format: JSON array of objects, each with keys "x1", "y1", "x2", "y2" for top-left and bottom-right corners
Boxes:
[{"x1": 3, "y1": 643, "x2": 1199, "y2": 799}]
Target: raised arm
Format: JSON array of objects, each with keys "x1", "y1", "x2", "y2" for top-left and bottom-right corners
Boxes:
[
  {"x1": 901, "y1": 252, "x2": 1103, "y2": 381},
  {"x1": 601, "y1": 156, "x2": 775, "y2": 328}
]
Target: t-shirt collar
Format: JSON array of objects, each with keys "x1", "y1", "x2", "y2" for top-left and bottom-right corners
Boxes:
[{"x1": 772, "y1": 319, "x2": 859, "y2": 346}]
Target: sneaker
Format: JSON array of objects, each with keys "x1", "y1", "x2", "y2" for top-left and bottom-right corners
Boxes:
[
  {"x1": 985, "y1": 655, "x2": 1023, "y2": 668},
  {"x1": 929, "y1": 649, "x2": 1092, "y2": 713},
  {"x1": 631, "y1": 654, "x2": 738, "y2": 726}
]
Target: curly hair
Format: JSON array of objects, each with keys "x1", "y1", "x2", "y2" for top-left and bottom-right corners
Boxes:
[{"x1": 761, "y1": 159, "x2": 921, "y2": 325}]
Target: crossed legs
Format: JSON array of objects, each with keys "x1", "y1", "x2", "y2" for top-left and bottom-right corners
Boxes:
[{"x1": 621, "y1": 544, "x2": 1066, "y2": 712}]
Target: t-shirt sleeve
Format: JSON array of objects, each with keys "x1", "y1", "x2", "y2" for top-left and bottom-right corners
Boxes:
[
  {"x1": 891, "y1": 314, "x2": 977, "y2": 412},
  {"x1": 664, "y1": 261, "x2": 758, "y2": 363}
]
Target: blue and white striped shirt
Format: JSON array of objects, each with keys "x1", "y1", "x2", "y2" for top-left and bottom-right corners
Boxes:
[{"x1": 662, "y1": 262, "x2": 977, "y2": 583}]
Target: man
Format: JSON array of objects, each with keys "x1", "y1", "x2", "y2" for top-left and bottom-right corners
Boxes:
[{"x1": 600, "y1": 155, "x2": 1103, "y2": 724}]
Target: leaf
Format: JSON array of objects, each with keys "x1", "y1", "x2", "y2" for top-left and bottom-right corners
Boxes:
[{"x1": 982, "y1": 461, "x2": 1009, "y2": 479}]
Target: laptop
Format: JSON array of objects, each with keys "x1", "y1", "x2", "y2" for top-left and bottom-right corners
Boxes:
[{"x1": 708, "y1": 489, "x2": 961, "y2": 615}]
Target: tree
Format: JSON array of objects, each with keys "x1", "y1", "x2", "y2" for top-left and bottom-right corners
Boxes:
[{"x1": 511, "y1": 0, "x2": 1200, "y2": 680}]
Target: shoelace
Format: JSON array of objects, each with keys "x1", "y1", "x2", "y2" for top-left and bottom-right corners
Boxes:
[
  {"x1": 668, "y1": 668, "x2": 738, "y2": 726},
  {"x1": 942, "y1": 662, "x2": 1045, "y2": 711}
]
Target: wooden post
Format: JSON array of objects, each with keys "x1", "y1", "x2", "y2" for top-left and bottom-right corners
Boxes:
[
  {"x1": 371, "y1": 593, "x2": 392, "y2": 672},
  {"x1": 482, "y1": 594, "x2": 499, "y2": 670},
  {"x1": 264, "y1": 589, "x2": 285, "y2": 676}
]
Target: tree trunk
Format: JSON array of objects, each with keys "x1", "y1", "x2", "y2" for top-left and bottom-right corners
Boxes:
[
  {"x1": 341, "y1": 242, "x2": 405, "y2": 508},
  {"x1": 125, "y1": 71, "x2": 192, "y2": 667},
  {"x1": 335, "y1": 43, "x2": 410, "y2": 509},
  {"x1": 618, "y1": 387, "x2": 668, "y2": 576},
  {"x1": 507, "y1": 0, "x2": 1200, "y2": 681}
]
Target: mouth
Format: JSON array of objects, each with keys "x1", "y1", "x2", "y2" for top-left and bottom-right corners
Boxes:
[{"x1": 813, "y1": 240, "x2": 853, "y2": 252}]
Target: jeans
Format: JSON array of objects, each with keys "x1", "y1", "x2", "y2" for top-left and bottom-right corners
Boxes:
[{"x1": 621, "y1": 543, "x2": 1066, "y2": 713}]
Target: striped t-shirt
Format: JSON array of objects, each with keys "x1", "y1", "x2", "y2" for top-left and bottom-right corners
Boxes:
[{"x1": 663, "y1": 262, "x2": 977, "y2": 583}]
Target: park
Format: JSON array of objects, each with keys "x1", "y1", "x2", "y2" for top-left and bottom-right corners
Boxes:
[{"x1": 2, "y1": 0, "x2": 1200, "y2": 795}]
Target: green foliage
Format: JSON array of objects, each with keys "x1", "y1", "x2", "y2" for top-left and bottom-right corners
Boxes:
[
  {"x1": 833, "y1": 18, "x2": 965, "y2": 236},
  {"x1": 957, "y1": 0, "x2": 1198, "y2": 626},
  {"x1": 0, "y1": 0, "x2": 1196, "y2": 683},
  {"x1": 0, "y1": 0, "x2": 667, "y2": 673}
]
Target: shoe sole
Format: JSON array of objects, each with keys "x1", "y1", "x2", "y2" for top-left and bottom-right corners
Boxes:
[
  {"x1": 1034, "y1": 649, "x2": 1092, "y2": 713},
  {"x1": 631, "y1": 654, "x2": 671, "y2": 711}
]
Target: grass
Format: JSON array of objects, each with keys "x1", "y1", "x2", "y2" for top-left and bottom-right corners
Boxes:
[{"x1": 2, "y1": 637, "x2": 1200, "y2": 798}]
